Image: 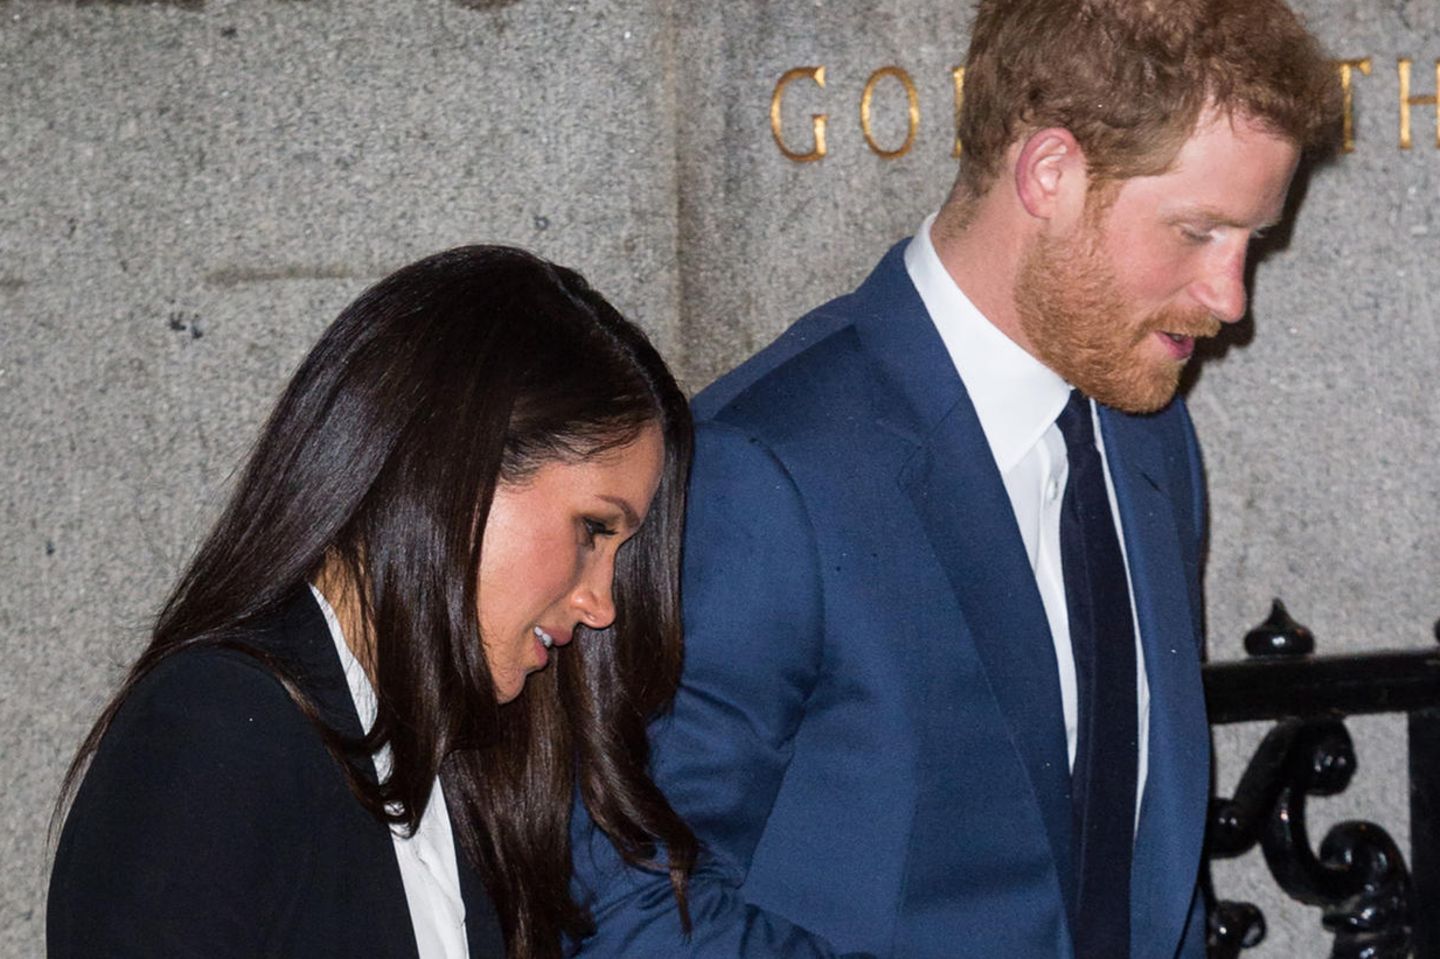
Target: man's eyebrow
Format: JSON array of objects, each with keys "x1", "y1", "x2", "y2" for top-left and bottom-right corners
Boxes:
[
  {"x1": 600, "y1": 495, "x2": 641, "y2": 528},
  {"x1": 1173, "y1": 206, "x2": 1282, "y2": 231}
]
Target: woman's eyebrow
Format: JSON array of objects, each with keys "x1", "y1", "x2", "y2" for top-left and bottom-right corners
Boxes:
[{"x1": 599, "y1": 495, "x2": 641, "y2": 528}]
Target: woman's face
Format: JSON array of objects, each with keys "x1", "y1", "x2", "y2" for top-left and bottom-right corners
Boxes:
[{"x1": 477, "y1": 424, "x2": 665, "y2": 702}]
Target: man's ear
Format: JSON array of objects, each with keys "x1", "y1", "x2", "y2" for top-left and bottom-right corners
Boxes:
[{"x1": 1013, "y1": 127, "x2": 1088, "y2": 224}]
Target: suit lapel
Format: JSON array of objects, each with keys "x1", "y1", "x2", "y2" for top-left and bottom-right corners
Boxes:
[
  {"x1": 898, "y1": 393, "x2": 1077, "y2": 913},
  {"x1": 266, "y1": 591, "x2": 423, "y2": 959},
  {"x1": 1098, "y1": 409, "x2": 1209, "y2": 959},
  {"x1": 449, "y1": 805, "x2": 506, "y2": 958},
  {"x1": 274, "y1": 595, "x2": 507, "y2": 958},
  {"x1": 853, "y1": 244, "x2": 1076, "y2": 915},
  {"x1": 285, "y1": 593, "x2": 507, "y2": 958},
  {"x1": 272, "y1": 591, "x2": 372, "y2": 746}
]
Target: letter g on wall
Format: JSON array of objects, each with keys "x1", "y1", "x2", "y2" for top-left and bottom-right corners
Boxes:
[{"x1": 770, "y1": 66, "x2": 828, "y2": 162}]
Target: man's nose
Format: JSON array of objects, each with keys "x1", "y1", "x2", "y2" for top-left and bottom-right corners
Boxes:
[{"x1": 1191, "y1": 245, "x2": 1249, "y2": 324}]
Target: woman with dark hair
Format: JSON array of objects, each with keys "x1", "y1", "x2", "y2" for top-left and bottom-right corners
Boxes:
[{"x1": 47, "y1": 246, "x2": 697, "y2": 959}]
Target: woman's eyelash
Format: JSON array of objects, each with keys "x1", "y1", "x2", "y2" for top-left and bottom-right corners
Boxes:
[{"x1": 583, "y1": 518, "x2": 617, "y2": 540}]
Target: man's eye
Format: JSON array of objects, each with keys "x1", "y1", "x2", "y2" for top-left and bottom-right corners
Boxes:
[{"x1": 1179, "y1": 227, "x2": 1211, "y2": 243}]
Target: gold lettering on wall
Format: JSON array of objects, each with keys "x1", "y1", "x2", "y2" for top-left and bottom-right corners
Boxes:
[
  {"x1": 1336, "y1": 58, "x2": 1372, "y2": 153},
  {"x1": 1397, "y1": 58, "x2": 1440, "y2": 149},
  {"x1": 770, "y1": 57, "x2": 1439, "y2": 161},
  {"x1": 771, "y1": 66, "x2": 828, "y2": 162},
  {"x1": 860, "y1": 66, "x2": 920, "y2": 159},
  {"x1": 951, "y1": 66, "x2": 966, "y2": 158}
]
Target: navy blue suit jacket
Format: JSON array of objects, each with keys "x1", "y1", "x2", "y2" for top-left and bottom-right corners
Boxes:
[{"x1": 574, "y1": 243, "x2": 1211, "y2": 958}]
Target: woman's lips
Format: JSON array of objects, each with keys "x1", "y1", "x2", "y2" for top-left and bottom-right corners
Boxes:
[{"x1": 532, "y1": 626, "x2": 574, "y2": 649}]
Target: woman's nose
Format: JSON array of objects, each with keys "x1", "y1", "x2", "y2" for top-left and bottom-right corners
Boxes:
[{"x1": 571, "y1": 567, "x2": 617, "y2": 631}]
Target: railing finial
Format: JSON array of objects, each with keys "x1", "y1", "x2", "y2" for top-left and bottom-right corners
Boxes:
[{"x1": 1244, "y1": 598, "x2": 1315, "y2": 657}]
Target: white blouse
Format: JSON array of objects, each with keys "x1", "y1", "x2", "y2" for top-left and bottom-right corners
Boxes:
[{"x1": 310, "y1": 585, "x2": 471, "y2": 959}]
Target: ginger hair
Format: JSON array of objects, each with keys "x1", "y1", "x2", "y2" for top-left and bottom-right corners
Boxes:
[{"x1": 953, "y1": 0, "x2": 1342, "y2": 200}]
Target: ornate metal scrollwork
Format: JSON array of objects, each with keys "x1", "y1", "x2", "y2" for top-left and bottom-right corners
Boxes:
[
  {"x1": 1205, "y1": 602, "x2": 1418, "y2": 959},
  {"x1": 1207, "y1": 900, "x2": 1265, "y2": 959}
]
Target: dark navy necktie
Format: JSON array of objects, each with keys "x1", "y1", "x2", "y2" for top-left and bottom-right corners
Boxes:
[{"x1": 1057, "y1": 389, "x2": 1137, "y2": 959}]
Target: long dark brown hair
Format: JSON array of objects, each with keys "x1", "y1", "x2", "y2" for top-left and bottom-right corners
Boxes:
[{"x1": 55, "y1": 245, "x2": 697, "y2": 958}]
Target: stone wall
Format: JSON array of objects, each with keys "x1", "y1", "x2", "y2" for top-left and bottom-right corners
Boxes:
[{"x1": 3, "y1": 0, "x2": 1436, "y2": 955}]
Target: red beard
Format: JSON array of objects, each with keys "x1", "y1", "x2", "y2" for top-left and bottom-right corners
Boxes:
[{"x1": 1015, "y1": 222, "x2": 1219, "y2": 414}]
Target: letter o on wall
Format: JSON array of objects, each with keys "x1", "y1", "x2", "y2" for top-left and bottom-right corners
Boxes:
[{"x1": 860, "y1": 66, "x2": 920, "y2": 159}]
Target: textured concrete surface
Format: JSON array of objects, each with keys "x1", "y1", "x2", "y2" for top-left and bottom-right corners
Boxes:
[
  {"x1": 3, "y1": 0, "x2": 1437, "y2": 956},
  {"x1": 0, "y1": 0, "x2": 683, "y2": 952},
  {"x1": 1197, "y1": 2, "x2": 1440, "y2": 951}
]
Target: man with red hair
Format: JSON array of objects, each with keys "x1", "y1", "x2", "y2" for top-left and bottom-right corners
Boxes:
[{"x1": 577, "y1": 2, "x2": 1341, "y2": 956}]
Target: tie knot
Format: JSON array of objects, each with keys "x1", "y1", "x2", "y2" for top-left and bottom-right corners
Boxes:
[{"x1": 1056, "y1": 389, "x2": 1096, "y2": 459}]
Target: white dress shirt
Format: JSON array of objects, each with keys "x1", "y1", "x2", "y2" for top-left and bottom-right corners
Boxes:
[
  {"x1": 310, "y1": 585, "x2": 471, "y2": 959},
  {"x1": 903, "y1": 214, "x2": 1150, "y2": 825}
]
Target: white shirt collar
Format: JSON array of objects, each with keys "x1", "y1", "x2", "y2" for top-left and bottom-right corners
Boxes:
[{"x1": 903, "y1": 212, "x2": 1071, "y2": 474}]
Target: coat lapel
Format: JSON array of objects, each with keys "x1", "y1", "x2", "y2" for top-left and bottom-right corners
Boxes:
[
  {"x1": 265, "y1": 591, "x2": 424, "y2": 958},
  {"x1": 284, "y1": 592, "x2": 507, "y2": 958},
  {"x1": 450, "y1": 810, "x2": 506, "y2": 958},
  {"x1": 853, "y1": 244, "x2": 1077, "y2": 915},
  {"x1": 897, "y1": 392, "x2": 1077, "y2": 917},
  {"x1": 1098, "y1": 408, "x2": 1209, "y2": 959}
]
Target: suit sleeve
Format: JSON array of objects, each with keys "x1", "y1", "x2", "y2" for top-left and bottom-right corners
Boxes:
[
  {"x1": 573, "y1": 422, "x2": 875, "y2": 958},
  {"x1": 48, "y1": 650, "x2": 322, "y2": 958}
]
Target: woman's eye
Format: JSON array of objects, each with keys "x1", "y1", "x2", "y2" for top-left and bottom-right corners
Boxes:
[{"x1": 582, "y1": 518, "x2": 617, "y2": 544}]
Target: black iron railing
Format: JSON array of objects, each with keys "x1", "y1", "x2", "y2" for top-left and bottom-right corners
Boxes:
[{"x1": 1204, "y1": 601, "x2": 1440, "y2": 959}]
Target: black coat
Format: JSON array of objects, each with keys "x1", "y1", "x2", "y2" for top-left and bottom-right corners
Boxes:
[{"x1": 48, "y1": 591, "x2": 506, "y2": 958}]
